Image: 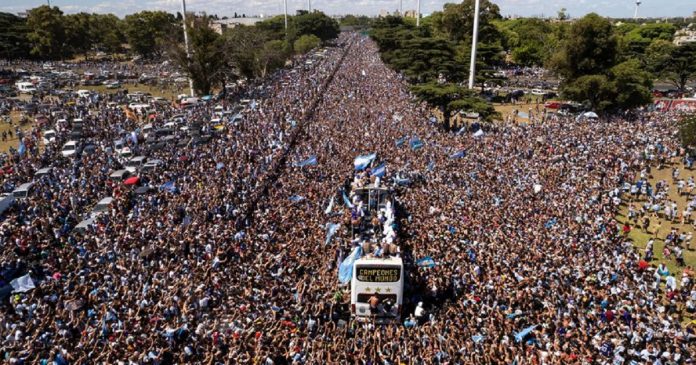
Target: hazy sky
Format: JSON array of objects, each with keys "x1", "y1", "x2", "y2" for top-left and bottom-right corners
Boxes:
[{"x1": 1, "y1": 0, "x2": 694, "y2": 19}]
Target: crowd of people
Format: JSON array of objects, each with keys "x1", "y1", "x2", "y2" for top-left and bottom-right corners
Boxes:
[{"x1": 1, "y1": 32, "x2": 696, "y2": 364}]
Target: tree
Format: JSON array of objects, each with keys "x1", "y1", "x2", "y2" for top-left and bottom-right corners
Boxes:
[
  {"x1": 645, "y1": 39, "x2": 675, "y2": 74},
  {"x1": 432, "y1": 0, "x2": 502, "y2": 44},
  {"x1": 171, "y1": 17, "x2": 226, "y2": 95},
  {"x1": 549, "y1": 13, "x2": 618, "y2": 80},
  {"x1": 294, "y1": 11, "x2": 339, "y2": 42},
  {"x1": 294, "y1": 34, "x2": 320, "y2": 54},
  {"x1": 223, "y1": 25, "x2": 290, "y2": 80},
  {"x1": 610, "y1": 59, "x2": 653, "y2": 110},
  {"x1": 90, "y1": 14, "x2": 125, "y2": 53},
  {"x1": 257, "y1": 40, "x2": 288, "y2": 78},
  {"x1": 498, "y1": 18, "x2": 554, "y2": 66},
  {"x1": 662, "y1": 43, "x2": 696, "y2": 92},
  {"x1": 26, "y1": 6, "x2": 68, "y2": 59},
  {"x1": 64, "y1": 12, "x2": 92, "y2": 56},
  {"x1": 411, "y1": 82, "x2": 498, "y2": 128},
  {"x1": 557, "y1": 8, "x2": 569, "y2": 21},
  {"x1": 124, "y1": 11, "x2": 177, "y2": 58},
  {"x1": 256, "y1": 15, "x2": 289, "y2": 42},
  {"x1": 0, "y1": 12, "x2": 30, "y2": 59},
  {"x1": 340, "y1": 15, "x2": 371, "y2": 28},
  {"x1": 620, "y1": 23, "x2": 676, "y2": 59},
  {"x1": 387, "y1": 35, "x2": 464, "y2": 83},
  {"x1": 562, "y1": 74, "x2": 616, "y2": 112}
]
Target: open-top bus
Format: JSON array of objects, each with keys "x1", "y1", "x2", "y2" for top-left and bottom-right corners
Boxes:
[{"x1": 351, "y1": 256, "x2": 404, "y2": 322}]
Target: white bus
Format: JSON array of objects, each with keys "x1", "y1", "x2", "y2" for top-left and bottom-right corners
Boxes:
[{"x1": 351, "y1": 256, "x2": 404, "y2": 322}]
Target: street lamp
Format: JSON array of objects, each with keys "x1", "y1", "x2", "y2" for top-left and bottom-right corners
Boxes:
[
  {"x1": 181, "y1": 0, "x2": 195, "y2": 97},
  {"x1": 284, "y1": 0, "x2": 288, "y2": 31},
  {"x1": 468, "y1": 0, "x2": 480, "y2": 90},
  {"x1": 416, "y1": 0, "x2": 420, "y2": 27}
]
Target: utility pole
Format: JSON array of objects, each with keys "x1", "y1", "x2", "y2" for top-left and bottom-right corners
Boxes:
[
  {"x1": 181, "y1": 0, "x2": 195, "y2": 97},
  {"x1": 399, "y1": 0, "x2": 403, "y2": 16},
  {"x1": 284, "y1": 0, "x2": 288, "y2": 32},
  {"x1": 416, "y1": 0, "x2": 420, "y2": 26},
  {"x1": 468, "y1": 0, "x2": 480, "y2": 90},
  {"x1": 308, "y1": 0, "x2": 312, "y2": 12},
  {"x1": 47, "y1": 0, "x2": 51, "y2": 6}
]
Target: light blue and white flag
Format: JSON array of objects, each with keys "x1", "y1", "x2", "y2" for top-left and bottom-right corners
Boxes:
[
  {"x1": 427, "y1": 161, "x2": 436, "y2": 172},
  {"x1": 371, "y1": 163, "x2": 386, "y2": 178},
  {"x1": 324, "y1": 196, "x2": 334, "y2": 215},
  {"x1": 416, "y1": 256, "x2": 436, "y2": 268},
  {"x1": 514, "y1": 325, "x2": 537, "y2": 343},
  {"x1": 325, "y1": 223, "x2": 340, "y2": 245},
  {"x1": 160, "y1": 181, "x2": 178, "y2": 193},
  {"x1": 395, "y1": 136, "x2": 408, "y2": 147},
  {"x1": 10, "y1": 274, "x2": 35, "y2": 293},
  {"x1": 338, "y1": 245, "x2": 362, "y2": 283},
  {"x1": 449, "y1": 150, "x2": 466, "y2": 159},
  {"x1": 294, "y1": 155, "x2": 318, "y2": 167},
  {"x1": 342, "y1": 190, "x2": 354, "y2": 208},
  {"x1": 410, "y1": 137, "x2": 424, "y2": 150},
  {"x1": 289, "y1": 195, "x2": 305, "y2": 203},
  {"x1": 354, "y1": 153, "x2": 376, "y2": 170},
  {"x1": 17, "y1": 141, "x2": 26, "y2": 156}
]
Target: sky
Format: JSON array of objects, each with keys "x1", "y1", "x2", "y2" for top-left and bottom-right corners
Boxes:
[{"x1": 1, "y1": 0, "x2": 694, "y2": 19}]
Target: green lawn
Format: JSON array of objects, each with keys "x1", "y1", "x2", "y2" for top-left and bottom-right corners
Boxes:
[{"x1": 614, "y1": 165, "x2": 696, "y2": 322}]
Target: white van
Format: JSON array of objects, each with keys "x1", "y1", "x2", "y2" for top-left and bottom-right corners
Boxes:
[{"x1": 15, "y1": 82, "x2": 37, "y2": 94}]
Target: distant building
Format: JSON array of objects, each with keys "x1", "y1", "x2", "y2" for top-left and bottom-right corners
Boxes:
[
  {"x1": 211, "y1": 17, "x2": 265, "y2": 34},
  {"x1": 404, "y1": 10, "x2": 417, "y2": 18},
  {"x1": 379, "y1": 9, "x2": 390, "y2": 18},
  {"x1": 674, "y1": 27, "x2": 696, "y2": 46},
  {"x1": 16, "y1": 11, "x2": 27, "y2": 18}
]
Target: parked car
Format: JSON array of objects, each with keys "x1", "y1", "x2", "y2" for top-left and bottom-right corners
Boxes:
[
  {"x1": 61, "y1": 140, "x2": 79, "y2": 158},
  {"x1": 42, "y1": 129, "x2": 57, "y2": 144}
]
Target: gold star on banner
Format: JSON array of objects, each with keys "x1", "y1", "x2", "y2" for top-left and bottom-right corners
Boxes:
[
  {"x1": 375, "y1": 288, "x2": 382, "y2": 293},
  {"x1": 365, "y1": 287, "x2": 372, "y2": 292},
  {"x1": 385, "y1": 288, "x2": 391, "y2": 293}
]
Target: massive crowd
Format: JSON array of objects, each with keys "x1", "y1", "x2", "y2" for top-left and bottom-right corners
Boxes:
[{"x1": 1, "y1": 32, "x2": 695, "y2": 365}]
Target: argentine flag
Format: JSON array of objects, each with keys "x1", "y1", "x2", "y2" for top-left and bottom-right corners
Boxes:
[
  {"x1": 354, "y1": 153, "x2": 376, "y2": 170},
  {"x1": 338, "y1": 245, "x2": 362, "y2": 283}
]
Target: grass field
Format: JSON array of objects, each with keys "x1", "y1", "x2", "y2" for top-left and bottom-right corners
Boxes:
[
  {"x1": 0, "y1": 111, "x2": 37, "y2": 153},
  {"x1": 614, "y1": 164, "x2": 696, "y2": 323},
  {"x1": 615, "y1": 166, "x2": 696, "y2": 276}
]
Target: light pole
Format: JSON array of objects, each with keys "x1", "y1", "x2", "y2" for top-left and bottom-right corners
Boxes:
[
  {"x1": 634, "y1": 0, "x2": 642, "y2": 19},
  {"x1": 416, "y1": 0, "x2": 420, "y2": 26},
  {"x1": 308, "y1": 0, "x2": 312, "y2": 12},
  {"x1": 181, "y1": 0, "x2": 195, "y2": 97},
  {"x1": 284, "y1": 0, "x2": 288, "y2": 31},
  {"x1": 468, "y1": 0, "x2": 480, "y2": 89}
]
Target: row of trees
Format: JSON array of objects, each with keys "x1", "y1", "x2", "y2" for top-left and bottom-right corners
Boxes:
[
  {"x1": 0, "y1": 6, "x2": 339, "y2": 96},
  {"x1": 0, "y1": 6, "x2": 339, "y2": 63},
  {"x1": 370, "y1": 4, "x2": 502, "y2": 126},
  {"x1": 370, "y1": 0, "x2": 696, "y2": 117},
  {"x1": 0, "y1": 6, "x2": 177, "y2": 60},
  {"x1": 171, "y1": 11, "x2": 339, "y2": 95}
]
